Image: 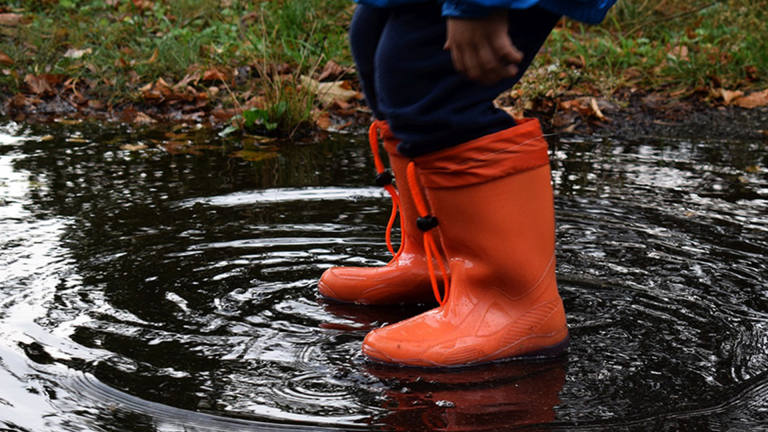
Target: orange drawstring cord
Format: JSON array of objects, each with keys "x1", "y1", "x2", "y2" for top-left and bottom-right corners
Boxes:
[
  {"x1": 406, "y1": 161, "x2": 451, "y2": 306},
  {"x1": 369, "y1": 121, "x2": 406, "y2": 261}
]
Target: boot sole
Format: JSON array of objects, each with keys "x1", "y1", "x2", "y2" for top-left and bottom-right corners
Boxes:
[{"x1": 364, "y1": 332, "x2": 571, "y2": 369}]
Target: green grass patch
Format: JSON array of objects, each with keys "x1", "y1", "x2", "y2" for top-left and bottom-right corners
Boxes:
[
  {"x1": 536, "y1": 0, "x2": 768, "y2": 98},
  {"x1": 1, "y1": 0, "x2": 766, "y2": 132}
]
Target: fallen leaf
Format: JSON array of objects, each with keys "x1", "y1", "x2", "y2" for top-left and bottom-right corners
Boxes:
[
  {"x1": 88, "y1": 100, "x2": 106, "y2": 110},
  {"x1": 667, "y1": 45, "x2": 689, "y2": 61},
  {"x1": 56, "y1": 119, "x2": 82, "y2": 125},
  {"x1": 589, "y1": 97, "x2": 606, "y2": 121},
  {"x1": 120, "y1": 144, "x2": 149, "y2": 151},
  {"x1": 300, "y1": 76, "x2": 359, "y2": 106},
  {"x1": 233, "y1": 150, "x2": 279, "y2": 162},
  {"x1": 133, "y1": 112, "x2": 156, "y2": 124},
  {"x1": 559, "y1": 97, "x2": 609, "y2": 121},
  {"x1": 563, "y1": 55, "x2": 585, "y2": 69},
  {"x1": 203, "y1": 67, "x2": 227, "y2": 82},
  {"x1": 0, "y1": 13, "x2": 25, "y2": 26},
  {"x1": 716, "y1": 88, "x2": 744, "y2": 105},
  {"x1": 131, "y1": 0, "x2": 154, "y2": 11},
  {"x1": 732, "y1": 88, "x2": 768, "y2": 109},
  {"x1": 146, "y1": 47, "x2": 158, "y2": 64},
  {"x1": 64, "y1": 48, "x2": 92, "y2": 59},
  {"x1": 25, "y1": 74, "x2": 57, "y2": 95},
  {"x1": 745, "y1": 65, "x2": 759, "y2": 82},
  {"x1": 161, "y1": 141, "x2": 202, "y2": 155},
  {"x1": 0, "y1": 49, "x2": 13, "y2": 65},
  {"x1": 317, "y1": 60, "x2": 353, "y2": 82},
  {"x1": 498, "y1": 105, "x2": 524, "y2": 120}
]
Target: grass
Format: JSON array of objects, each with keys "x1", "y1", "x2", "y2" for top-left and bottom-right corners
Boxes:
[
  {"x1": 1, "y1": 0, "x2": 766, "y2": 134},
  {"x1": 536, "y1": 0, "x2": 768, "y2": 97},
  {"x1": 1, "y1": 0, "x2": 352, "y2": 135}
]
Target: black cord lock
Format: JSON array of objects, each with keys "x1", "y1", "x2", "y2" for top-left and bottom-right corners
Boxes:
[
  {"x1": 375, "y1": 170, "x2": 393, "y2": 187},
  {"x1": 416, "y1": 216, "x2": 439, "y2": 232}
]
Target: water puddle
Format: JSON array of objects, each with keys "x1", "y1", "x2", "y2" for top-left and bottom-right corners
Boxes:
[{"x1": 0, "y1": 119, "x2": 766, "y2": 431}]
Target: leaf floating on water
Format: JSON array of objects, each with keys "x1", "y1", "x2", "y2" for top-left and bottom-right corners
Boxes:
[
  {"x1": 233, "y1": 150, "x2": 279, "y2": 162},
  {"x1": 120, "y1": 144, "x2": 149, "y2": 151},
  {"x1": 242, "y1": 135, "x2": 277, "y2": 147},
  {"x1": 39, "y1": 135, "x2": 54, "y2": 142}
]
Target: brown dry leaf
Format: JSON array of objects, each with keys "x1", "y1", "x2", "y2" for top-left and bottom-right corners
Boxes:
[
  {"x1": 745, "y1": 65, "x2": 759, "y2": 82},
  {"x1": 211, "y1": 107, "x2": 242, "y2": 121},
  {"x1": 589, "y1": 97, "x2": 606, "y2": 121},
  {"x1": 732, "y1": 89, "x2": 768, "y2": 109},
  {"x1": 0, "y1": 50, "x2": 13, "y2": 66},
  {"x1": 120, "y1": 144, "x2": 149, "y2": 151},
  {"x1": 499, "y1": 105, "x2": 524, "y2": 120},
  {"x1": 141, "y1": 78, "x2": 173, "y2": 102},
  {"x1": 147, "y1": 47, "x2": 159, "y2": 64},
  {"x1": 314, "y1": 111, "x2": 332, "y2": 130},
  {"x1": 162, "y1": 141, "x2": 202, "y2": 156},
  {"x1": 177, "y1": 70, "x2": 201, "y2": 87},
  {"x1": 131, "y1": 0, "x2": 155, "y2": 11},
  {"x1": 563, "y1": 56, "x2": 585, "y2": 69},
  {"x1": 233, "y1": 150, "x2": 279, "y2": 162},
  {"x1": 667, "y1": 45, "x2": 689, "y2": 61},
  {"x1": 559, "y1": 97, "x2": 609, "y2": 121},
  {"x1": 203, "y1": 67, "x2": 227, "y2": 82},
  {"x1": 0, "y1": 13, "x2": 25, "y2": 27},
  {"x1": 317, "y1": 60, "x2": 351, "y2": 82},
  {"x1": 300, "y1": 76, "x2": 359, "y2": 106},
  {"x1": 716, "y1": 88, "x2": 745, "y2": 105},
  {"x1": 25, "y1": 74, "x2": 55, "y2": 95},
  {"x1": 133, "y1": 112, "x2": 156, "y2": 124},
  {"x1": 88, "y1": 100, "x2": 106, "y2": 110},
  {"x1": 56, "y1": 119, "x2": 82, "y2": 126}
]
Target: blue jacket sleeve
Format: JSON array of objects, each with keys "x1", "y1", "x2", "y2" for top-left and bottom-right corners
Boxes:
[
  {"x1": 440, "y1": 0, "x2": 616, "y2": 23},
  {"x1": 441, "y1": 0, "x2": 540, "y2": 18},
  {"x1": 355, "y1": 0, "x2": 616, "y2": 24}
]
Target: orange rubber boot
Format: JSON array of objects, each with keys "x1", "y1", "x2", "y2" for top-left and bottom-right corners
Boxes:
[
  {"x1": 362, "y1": 119, "x2": 569, "y2": 366},
  {"x1": 318, "y1": 122, "x2": 444, "y2": 305}
]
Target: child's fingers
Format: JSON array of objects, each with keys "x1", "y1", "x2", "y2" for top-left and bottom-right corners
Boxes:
[
  {"x1": 450, "y1": 46, "x2": 467, "y2": 78},
  {"x1": 495, "y1": 37, "x2": 524, "y2": 66},
  {"x1": 476, "y1": 44, "x2": 502, "y2": 82}
]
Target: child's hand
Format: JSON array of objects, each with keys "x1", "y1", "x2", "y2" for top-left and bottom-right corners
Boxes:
[{"x1": 444, "y1": 10, "x2": 524, "y2": 85}]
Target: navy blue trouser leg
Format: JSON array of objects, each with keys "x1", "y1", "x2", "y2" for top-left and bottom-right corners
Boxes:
[{"x1": 349, "y1": 3, "x2": 560, "y2": 157}]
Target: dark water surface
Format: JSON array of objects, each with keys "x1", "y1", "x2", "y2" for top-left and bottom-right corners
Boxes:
[{"x1": 0, "y1": 119, "x2": 766, "y2": 431}]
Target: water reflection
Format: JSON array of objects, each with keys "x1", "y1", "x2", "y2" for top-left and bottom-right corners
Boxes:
[
  {"x1": 367, "y1": 360, "x2": 567, "y2": 431},
  {"x1": 0, "y1": 119, "x2": 766, "y2": 431}
]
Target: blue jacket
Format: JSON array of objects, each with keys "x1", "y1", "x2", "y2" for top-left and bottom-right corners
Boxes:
[{"x1": 356, "y1": 0, "x2": 616, "y2": 24}]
